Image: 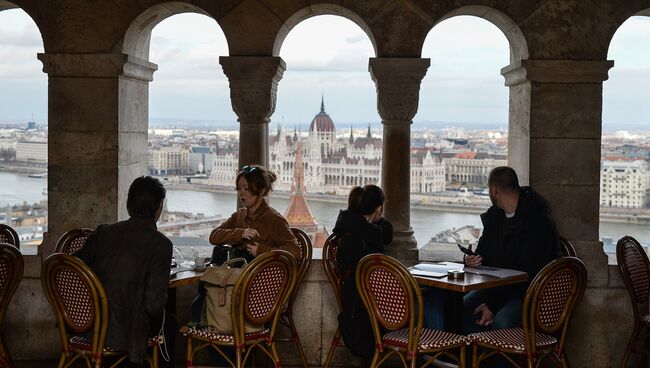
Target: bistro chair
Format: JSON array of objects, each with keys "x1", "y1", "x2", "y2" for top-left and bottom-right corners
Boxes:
[
  {"x1": 276, "y1": 228, "x2": 313, "y2": 368},
  {"x1": 356, "y1": 254, "x2": 467, "y2": 368},
  {"x1": 181, "y1": 250, "x2": 298, "y2": 368},
  {"x1": 55, "y1": 228, "x2": 94, "y2": 254},
  {"x1": 0, "y1": 243, "x2": 24, "y2": 368},
  {"x1": 41, "y1": 253, "x2": 159, "y2": 368},
  {"x1": 322, "y1": 233, "x2": 344, "y2": 368},
  {"x1": 616, "y1": 235, "x2": 650, "y2": 368},
  {"x1": 470, "y1": 257, "x2": 587, "y2": 368},
  {"x1": 0, "y1": 225, "x2": 19, "y2": 250},
  {"x1": 558, "y1": 236, "x2": 577, "y2": 258}
]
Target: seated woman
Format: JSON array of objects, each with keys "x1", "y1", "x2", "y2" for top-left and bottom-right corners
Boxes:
[
  {"x1": 333, "y1": 185, "x2": 393, "y2": 361},
  {"x1": 192, "y1": 165, "x2": 300, "y2": 321}
]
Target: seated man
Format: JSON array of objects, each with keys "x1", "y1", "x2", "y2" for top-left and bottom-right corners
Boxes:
[
  {"x1": 74, "y1": 176, "x2": 173, "y2": 367},
  {"x1": 463, "y1": 166, "x2": 560, "y2": 334}
]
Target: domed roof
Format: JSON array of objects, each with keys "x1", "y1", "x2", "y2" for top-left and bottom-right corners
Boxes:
[{"x1": 309, "y1": 96, "x2": 335, "y2": 133}]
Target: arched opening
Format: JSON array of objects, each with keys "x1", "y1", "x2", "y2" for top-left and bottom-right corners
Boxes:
[
  {"x1": 0, "y1": 4, "x2": 47, "y2": 254},
  {"x1": 122, "y1": 5, "x2": 233, "y2": 249},
  {"x1": 415, "y1": 13, "x2": 511, "y2": 257},
  {"x1": 268, "y1": 14, "x2": 377, "y2": 248},
  {"x1": 600, "y1": 14, "x2": 650, "y2": 259}
]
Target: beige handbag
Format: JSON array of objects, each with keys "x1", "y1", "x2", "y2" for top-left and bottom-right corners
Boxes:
[{"x1": 200, "y1": 257, "x2": 263, "y2": 334}]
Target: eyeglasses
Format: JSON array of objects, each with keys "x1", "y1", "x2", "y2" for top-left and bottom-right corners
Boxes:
[{"x1": 242, "y1": 165, "x2": 258, "y2": 173}]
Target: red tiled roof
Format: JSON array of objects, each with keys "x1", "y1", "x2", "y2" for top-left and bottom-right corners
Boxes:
[
  {"x1": 453, "y1": 151, "x2": 477, "y2": 159},
  {"x1": 284, "y1": 141, "x2": 317, "y2": 228}
]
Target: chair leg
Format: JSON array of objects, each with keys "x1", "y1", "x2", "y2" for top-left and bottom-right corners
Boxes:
[
  {"x1": 236, "y1": 347, "x2": 244, "y2": 368},
  {"x1": 323, "y1": 326, "x2": 341, "y2": 368},
  {"x1": 460, "y1": 346, "x2": 466, "y2": 368},
  {"x1": 57, "y1": 352, "x2": 67, "y2": 368},
  {"x1": 560, "y1": 352, "x2": 570, "y2": 368},
  {"x1": 152, "y1": 345, "x2": 159, "y2": 368},
  {"x1": 186, "y1": 337, "x2": 194, "y2": 368},
  {"x1": 620, "y1": 326, "x2": 640, "y2": 368},
  {"x1": 270, "y1": 341, "x2": 282, "y2": 368},
  {"x1": 370, "y1": 350, "x2": 380, "y2": 368},
  {"x1": 287, "y1": 314, "x2": 308, "y2": 368},
  {"x1": 472, "y1": 345, "x2": 478, "y2": 368}
]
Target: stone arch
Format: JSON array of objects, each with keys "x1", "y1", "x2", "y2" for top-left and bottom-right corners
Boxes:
[
  {"x1": 433, "y1": 5, "x2": 529, "y2": 63},
  {"x1": 272, "y1": 4, "x2": 377, "y2": 56},
  {"x1": 606, "y1": 9, "x2": 650, "y2": 58},
  {"x1": 119, "y1": 2, "x2": 226, "y2": 60}
]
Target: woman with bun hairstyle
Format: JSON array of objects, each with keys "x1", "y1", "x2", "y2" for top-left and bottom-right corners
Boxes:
[
  {"x1": 333, "y1": 184, "x2": 393, "y2": 361},
  {"x1": 209, "y1": 164, "x2": 300, "y2": 259}
]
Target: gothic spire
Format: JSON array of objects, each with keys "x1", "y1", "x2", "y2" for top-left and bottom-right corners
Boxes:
[
  {"x1": 320, "y1": 92, "x2": 325, "y2": 113},
  {"x1": 349, "y1": 125, "x2": 354, "y2": 144},
  {"x1": 367, "y1": 124, "x2": 372, "y2": 138}
]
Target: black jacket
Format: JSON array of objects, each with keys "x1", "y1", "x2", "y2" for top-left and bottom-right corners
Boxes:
[
  {"x1": 474, "y1": 186, "x2": 561, "y2": 313},
  {"x1": 332, "y1": 210, "x2": 393, "y2": 359},
  {"x1": 74, "y1": 217, "x2": 173, "y2": 363}
]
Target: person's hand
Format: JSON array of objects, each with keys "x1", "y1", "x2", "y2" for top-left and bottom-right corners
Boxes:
[
  {"x1": 246, "y1": 242, "x2": 259, "y2": 256},
  {"x1": 473, "y1": 303, "x2": 494, "y2": 327},
  {"x1": 241, "y1": 228, "x2": 259, "y2": 240},
  {"x1": 465, "y1": 255, "x2": 483, "y2": 267}
]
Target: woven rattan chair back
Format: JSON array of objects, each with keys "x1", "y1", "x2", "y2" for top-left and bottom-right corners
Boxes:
[
  {"x1": 323, "y1": 233, "x2": 343, "y2": 309},
  {"x1": 0, "y1": 225, "x2": 19, "y2": 249},
  {"x1": 356, "y1": 254, "x2": 419, "y2": 333},
  {"x1": 42, "y1": 254, "x2": 108, "y2": 352},
  {"x1": 231, "y1": 250, "x2": 297, "y2": 344},
  {"x1": 0, "y1": 243, "x2": 24, "y2": 367},
  {"x1": 522, "y1": 257, "x2": 587, "y2": 355},
  {"x1": 558, "y1": 236, "x2": 577, "y2": 257},
  {"x1": 289, "y1": 227, "x2": 313, "y2": 306},
  {"x1": 617, "y1": 235, "x2": 650, "y2": 322},
  {"x1": 55, "y1": 228, "x2": 94, "y2": 254}
]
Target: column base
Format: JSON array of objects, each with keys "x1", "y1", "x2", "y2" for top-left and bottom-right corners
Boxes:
[{"x1": 385, "y1": 228, "x2": 419, "y2": 267}]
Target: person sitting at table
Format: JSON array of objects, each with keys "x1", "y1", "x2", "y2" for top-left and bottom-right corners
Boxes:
[
  {"x1": 191, "y1": 165, "x2": 300, "y2": 322},
  {"x1": 333, "y1": 185, "x2": 393, "y2": 361},
  {"x1": 463, "y1": 166, "x2": 560, "y2": 335},
  {"x1": 74, "y1": 176, "x2": 174, "y2": 368}
]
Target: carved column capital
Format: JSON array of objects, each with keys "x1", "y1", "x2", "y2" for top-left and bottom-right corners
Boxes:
[
  {"x1": 368, "y1": 58, "x2": 430, "y2": 124},
  {"x1": 501, "y1": 59, "x2": 614, "y2": 86},
  {"x1": 219, "y1": 56, "x2": 286, "y2": 123},
  {"x1": 38, "y1": 53, "x2": 158, "y2": 81}
]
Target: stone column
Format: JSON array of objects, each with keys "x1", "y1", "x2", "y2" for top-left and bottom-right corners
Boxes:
[
  {"x1": 220, "y1": 56, "x2": 285, "y2": 169},
  {"x1": 503, "y1": 59, "x2": 620, "y2": 366},
  {"x1": 369, "y1": 58, "x2": 430, "y2": 266},
  {"x1": 38, "y1": 53, "x2": 156, "y2": 254}
]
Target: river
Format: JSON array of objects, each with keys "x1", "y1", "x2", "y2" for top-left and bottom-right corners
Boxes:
[{"x1": 1, "y1": 171, "x2": 649, "y2": 249}]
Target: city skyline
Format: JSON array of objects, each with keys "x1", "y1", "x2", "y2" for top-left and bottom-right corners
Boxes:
[{"x1": 1, "y1": 10, "x2": 649, "y2": 128}]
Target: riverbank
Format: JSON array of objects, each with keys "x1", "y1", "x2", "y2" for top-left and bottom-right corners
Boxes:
[{"x1": 0, "y1": 163, "x2": 47, "y2": 175}]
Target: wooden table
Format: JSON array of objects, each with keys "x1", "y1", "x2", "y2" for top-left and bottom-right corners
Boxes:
[
  {"x1": 169, "y1": 268, "x2": 204, "y2": 288},
  {"x1": 411, "y1": 263, "x2": 528, "y2": 333}
]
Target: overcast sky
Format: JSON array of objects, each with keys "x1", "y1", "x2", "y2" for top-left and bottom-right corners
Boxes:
[{"x1": 0, "y1": 9, "x2": 649, "y2": 129}]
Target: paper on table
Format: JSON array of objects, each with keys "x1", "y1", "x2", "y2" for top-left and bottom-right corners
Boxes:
[
  {"x1": 410, "y1": 269, "x2": 447, "y2": 278},
  {"x1": 463, "y1": 266, "x2": 526, "y2": 279},
  {"x1": 410, "y1": 262, "x2": 464, "y2": 274}
]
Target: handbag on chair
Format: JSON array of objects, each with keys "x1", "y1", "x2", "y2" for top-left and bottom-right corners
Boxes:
[{"x1": 200, "y1": 257, "x2": 263, "y2": 334}]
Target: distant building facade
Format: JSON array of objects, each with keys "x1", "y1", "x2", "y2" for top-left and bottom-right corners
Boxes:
[
  {"x1": 445, "y1": 152, "x2": 507, "y2": 187},
  {"x1": 209, "y1": 98, "x2": 446, "y2": 194},
  {"x1": 600, "y1": 159, "x2": 650, "y2": 208},
  {"x1": 15, "y1": 140, "x2": 47, "y2": 163},
  {"x1": 149, "y1": 146, "x2": 189, "y2": 175}
]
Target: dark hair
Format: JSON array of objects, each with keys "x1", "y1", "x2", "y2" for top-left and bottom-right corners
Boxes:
[
  {"x1": 127, "y1": 176, "x2": 166, "y2": 219},
  {"x1": 347, "y1": 185, "x2": 385, "y2": 216},
  {"x1": 488, "y1": 166, "x2": 520, "y2": 193},
  {"x1": 236, "y1": 165, "x2": 277, "y2": 196}
]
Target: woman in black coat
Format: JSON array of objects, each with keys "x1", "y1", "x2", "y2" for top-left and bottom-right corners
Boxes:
[{"x1": 333, "y1": 185, "x2": 393, "y2": 360}]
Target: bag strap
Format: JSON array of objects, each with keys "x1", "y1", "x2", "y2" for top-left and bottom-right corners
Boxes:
[{"x1": 223, "y1": 257, "x2": 248, "y2": 268}]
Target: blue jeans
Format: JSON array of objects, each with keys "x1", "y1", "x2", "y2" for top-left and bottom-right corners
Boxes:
[
  {"x1": 462, "y1": 289, "x2": 521, "y2": 334},
  {"x1": 422, "y1": 287, "x2": 446, "y2": 330}
]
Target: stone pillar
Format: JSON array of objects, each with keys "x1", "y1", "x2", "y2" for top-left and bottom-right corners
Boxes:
[
  {"x1": 220, "y1": 56, "x2": 285, "y2": 169},
  {"x1": 503, "y1": 59, "x2": 621, "y2": 366},
  {"x1": 38, "y1": 53, "x2": 156, "y2": 254},
  {"x1": 369, "y1": 58, "x2": 430, "y2": 266}
]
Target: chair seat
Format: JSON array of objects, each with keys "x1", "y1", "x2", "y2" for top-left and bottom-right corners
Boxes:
[
  {"x1": 383, "y1": 328, "x2": 467, "y2": 351},
  {"x1": 69, "y1": 335, "x2": 159, "y2": 352},
  {"x1": 642, "y1": 314, "x2": 650, "y2": 325},
  {"x1": 181, "y1": 326, "x2": 270, "y2": 343},
  {"x1": 469, "y1": 328, "x2": 557, "y2": 352}
]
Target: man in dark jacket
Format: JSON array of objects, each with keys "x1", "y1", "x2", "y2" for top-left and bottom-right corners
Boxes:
[
  {"x1": 74, "y1": 176, "x2": 173, "y2": 367},
  {"x1": 463, "y1": 166, "x2": 560, "y2": 334}
]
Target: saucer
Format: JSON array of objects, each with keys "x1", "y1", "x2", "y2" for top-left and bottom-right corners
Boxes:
[{"x1": 192, "y1": 265, "x2": 207, "y2": 272}]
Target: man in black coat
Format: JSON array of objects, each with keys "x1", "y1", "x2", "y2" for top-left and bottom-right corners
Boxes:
[
  {"x1": 463, "y1": 166, "x2": 560, "y2": 334},
  {"x1": 74, "y1": 176, "x2": 173, "y2": 367}
]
